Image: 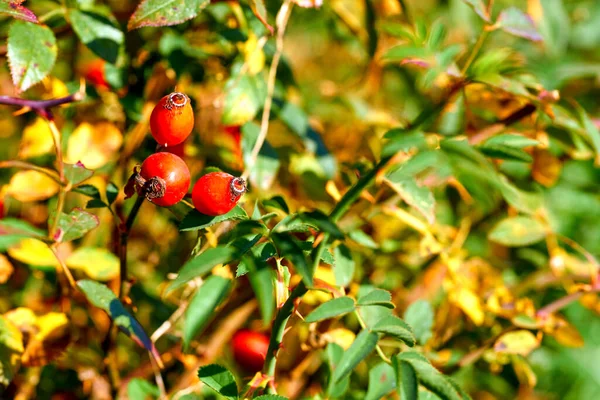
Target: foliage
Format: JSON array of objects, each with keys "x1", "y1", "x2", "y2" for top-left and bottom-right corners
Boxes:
[{"x1": 1, "y1": 0, "x2": 600, "y2": 399}]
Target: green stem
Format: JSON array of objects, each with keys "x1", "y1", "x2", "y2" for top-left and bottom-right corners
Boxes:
[
  {"x1": 39, "y1": 7, "x2": 65, "y2": 23},
  {"x1": 354, "y1": 309, "x2": 391, "y2": 363},
  {"x1": 0, "y1": 161, "x2": 63, "y2": 185},
  {"x1": 461, "y1": 30, "x2": 490, "y2": 75}
]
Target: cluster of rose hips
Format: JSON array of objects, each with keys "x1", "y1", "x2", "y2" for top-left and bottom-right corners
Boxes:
[{"x1": 128, "y1": 92, "x2": 246, "y2": 215}]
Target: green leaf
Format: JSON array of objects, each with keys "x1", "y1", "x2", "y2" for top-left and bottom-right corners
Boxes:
[
  {"x1": 305, "y1": 297, "x2": 356, "y2": 323},
  {"x1": 348, "y1": 229, "x2": 378, "y2": 249},
  {"x1": 262, "y1": 195, "x2": 289, "y2": 214},
  {"x1": 53, "y1": 208, "x2": 99, "y2": 243},
  {"x1": 245, "y1": 253, "x2": 275, "y2": 323},
  {"x1": 392, "y1": 355, "x2": 418, "y2": 400},
  {"x1": 197, "y1": 364, "x2": 238, "y2": 400},
  {"x1": 224, "y1": 76, "x2": 266, "y2": 125},
  {"x1": 271, "y1": 233, "x2": 313, "y2": 286},
  {"x1": 8, "y1": 21, "x2": 57, "y2": 92},
  {"x1": 69, "y1": 10, "x2": 124, "y2": 64},
  {"x1": 495, "y1": 175, "x2": 543, "y2": 215},
  {"x1": 573, "y1": 102, "x2": 600, "y2": 164},
  {"x1": 333, "y1": 244, "x2": 355, "y2": 287},
  {"x1": 77, "y1": 280, "x2": 161, "y2": 362},
  {"x1": 0, "y1": 218, "x2": 46, "y2": 251},
  {"x1": 127, "y1": 378, "x2": 159, "y2": 400},
  {"x1": 357, "y1": 289, "x2": 395, "y2": 309},
  {"x1": 497, "y1": 7, "x2": 542, "y2": 42},
  {"x1": 398, "y1": 351, "x2": 463, "y2": 400},
  {"x1": 365, "y1": 362, "x2": 396, "y2": 400},
  {"x1": 74, "y1": 184, "x2": 102, "y2": 199},
  {"x1": 254, "y1": 396, "x2": 289, "y2": 400},
  {"x1": 404, "y1": 300, "x2": 434, "y2": 345},
  {"x1": 86, "y1": 199, "x2": 108, "y2": 209},
  {"x1": 332, "y1": 329, "x2": 378, "y2": 383},
  {"x1": 179, "y1": 206, "x2": 248, "y2": 231},
  {"x1": 488, "y1": 216, "x2": 547, "y2": 247},
  {"x1": 296, "y1": 211, "x2": 344, "y2": 240},
  {"x1": 0, "y1": 315, "x2": 24, "y2": 387},
  {"x1": 236, "y1": 241, "x2": 276, "y2": 277},
  {"x1": 479, "y1": 134, "x2": 540, "y2": 163},
  {"x1": 373, "y1": 315, "x2": 415, "y2": 346},
  {"x1": 326, "y1": 342, "x2": 350, "y2": 397},
  {"x1": 184, "y1": 276, "x2": 231, "y2": 349},
  {"x1": 482, "y1": 134, "x2": 540, "y2": 149},
  {"x1": 0, "y1": 1, "x2": 37, "y2": 23},
  {"x1": 165, "y1": 246, "x2": 237, "y2": 294},
  {"x1": 106, "y1": 182, "x2": 119, "y2": 205},
  {"x1": 64, "y1": 162, "x2": 94, "y2": 186},
  {"x1": 460, "y1": 0, "x2": 490, "y2": 22},
  {"x1": 128, "y1": 0, "x2": 210, "y2": 31},
  {"x1": 385, "y1": 176, "x2": 435, "y2": 224}
]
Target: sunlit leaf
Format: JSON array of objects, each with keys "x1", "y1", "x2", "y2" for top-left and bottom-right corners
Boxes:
[
  {"x1": 18, "y1": 117, "x2": 54, "y2": 159},
  {"x1": 66, "y1": 247, "x2": 119, "y2": 281},
  {"x1": 184, "y1": 276, "x2": 231, "y2": 349},
  {"x1": 22, "y1": 312, "x2": 70, "y2": 367},
  {"x1": 393, "y1": 355, "x2": 418, "y2": 400},
  {"x1": 127, "y1": 378, "x2": 160, "y2": 400},
  {"x1": 460, "y1": 0, "x2": 490, "y2": 22},
  {"x1": 305, "y1": 297, "x2": 356, "y2": 323},
  {"x1": 6, "y1": 170, "x2": 59, "y2": 202},
  {"x1": 65, "y1": 122, "x2": 123, "y2": 169},
  {"x1": 494, "y1": 330, "x2": 540, "y2": 356},
  {"x1": 488, "y1": 216, "x2": 547, "y2": 247},
  {"x1": 7, "y1": 238, "x2": 58, "y2": 268},
  {"x1": 241, "y1": 122, "x2": 280, "y2": 191},
  {"x1": 0, "y1": 315, "x2": 24, "y2": 387},
  {"x1": 197, "y1": 364, "x2": 238, "y2": 400},
  {"x1": 333, "y1": 244, "x2": 354, "y2": 287},
  {"x1": 8, "y1": 21, "x2": 57, "y2": 92},
  {"x1": 69, "y1": 10, "x2": 124, "y2": 64},
  {"x1": 128, "y1": 0, "x2": 210, "y2": 31},
  {"x1": 0, "y1": 218, "x2": 46, "y2": 251},
  {"x1": 64, "y1": 162, "x2": 94, "y2": 186},
  {"x1": 398, "y1": 351, "x2": 463, "y2": 400}
]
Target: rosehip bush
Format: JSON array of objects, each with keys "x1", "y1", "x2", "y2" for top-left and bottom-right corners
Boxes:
[{"x1": 2, "y1": 1, "x2": 600, "y2": 399}]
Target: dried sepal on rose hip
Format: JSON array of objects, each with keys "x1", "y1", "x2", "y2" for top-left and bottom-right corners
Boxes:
[
  {"x1": 192, "y1": 171, "x2": 247, "y2": 216},
  {"x1": 125, "y1": 152, "x2": 190, "y2": 207},
  {"x1": 150, "y1": 92, "x2": 194, "y2": 147}
]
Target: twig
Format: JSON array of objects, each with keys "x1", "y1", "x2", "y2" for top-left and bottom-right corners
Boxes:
[
  {"x1": 468, "y1": 103, "x2": 537, "y2": 145},
  {"x1": 241, "y1": 0, "x2": 294, "y2": 181},
  {"x1": 50, "y1": 245, "x2": 76, "y2": 289},
  {"x1": 354, "y1": 309, "x2": 391, "y2": 363},
  {"x1": 47, "y1": 120, "x2": 66, "y2": 182},
  {"x1": 0, "y1": 160, "x2": 63, "y2": 185},
  {"x1": 151, "y1": 299, "x2": 190, "y2": 343},
  {"x1": 0, "y1": 80, "x2": 85, "y2": 120},
  {"x1": 150, "y1": 356, "x2": 167, "y2": 399},
  {"x1": 460, "y1": 30, "x2": 490, "y2": 75}
]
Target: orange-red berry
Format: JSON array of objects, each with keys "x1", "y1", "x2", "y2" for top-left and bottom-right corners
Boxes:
[
  {"x1": 150, "y1": 92, "x2": 194, "y2": 147},
  {"x1": 191, "y1": 172, "x2": 246, "y2": 216},
  {"x1": 139, "y1": 152, "x2": 190, "y2": 207},
  {"x1": 231, "y1": 329, "x2": 270, "y2": 372},
  {"x1": 84, "y1": 59, "x2": 109, "y2": 90}
]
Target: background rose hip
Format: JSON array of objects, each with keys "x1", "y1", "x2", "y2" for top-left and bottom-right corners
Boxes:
[
  {"x1": 192, "y1": 171, "x2": 246, "y2": 216},
  {"x1": 139, "y1": 152, "x2": 190, "y2": 207},
  {"x1": 150, "y1": 92, "x2": 194, "y2": 147},
  {"x1": 231, "y1": 329, "x2": 270, "y2": 372}
]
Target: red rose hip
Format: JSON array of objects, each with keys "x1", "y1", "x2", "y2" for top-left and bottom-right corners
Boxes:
[
  {"x1": 231, "y1": 329, "x2": 270, "y2": 372},
  {"x1": 150, "y1": 92, "x2": 194, "y2": 147},
  {"x1": 192, "y1": 172, "x2": 246, "y2": 216},
  {"x1": 139, "y1": 152, "x2": 190, "y2": 207}
]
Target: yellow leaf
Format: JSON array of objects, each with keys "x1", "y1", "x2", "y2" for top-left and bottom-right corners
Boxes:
[
  {"x1": 41, "y1": 77, "x2": 69, "y2": 100},
  {"x1": 65, "y1": 122, "x2": 123, "y2": 169},
  {"x1": 322, "y1": 327, "x2": 356, "y2": 350},
  {"x1": 22, "y1": 312, "x2": 71, "y2": 367},
  {"x1": 511, "y1": 355, "x2": 537, "y2": 387},
  {"x1": 35, "y1": 312, "x2": 69, "y2": 340},
  {"x1": 18, "y1": 117, "x2": 54, "y2": 159},
  {"x1": 494, "y1": 330, "x2": 540, "y2": 356},
  {"x1": 0, "y1": 254, "x2": 14, "y2": 284},
  {"x1": 66, "y1": 247, "x2": 119, "y2": 281},
  {"x1": 4, "y1": 308, "x2": 37, "y2": 333},
  {"x1": 303, "y1": 266, "x2": 336, "y2": 305},
  {"x1": 6, "y1": 171, "x2": 59, "y2": 202},
  {"x1": 7, "y1": 238, "x2": 58, "y2": 268},
  {"x1": 243, "y1": 34, "x2": 265, "y2": 76},
  {"x1": 453, "y1": 287, "x2": 485, "y2": 326},
  {"x1": 0, "y1": 315, "x2": 24, "y2": 387}
]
